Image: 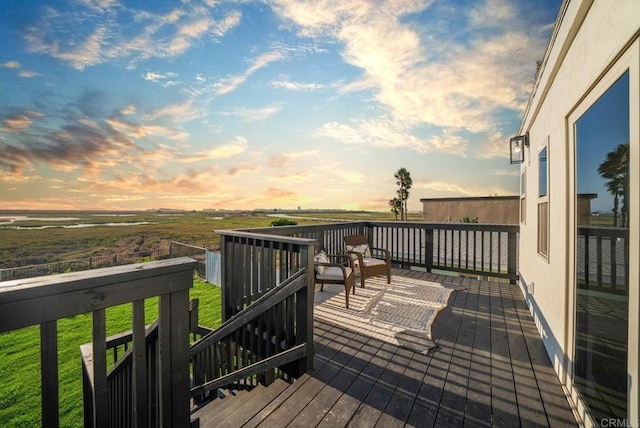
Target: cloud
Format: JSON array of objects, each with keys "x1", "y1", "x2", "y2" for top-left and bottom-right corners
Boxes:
[
  {"x1": 267, "y1": 170, "x2": 318, "y2": 183},
  {"x1": 338, "y1": 77, "x2": 376, "y2": 94},
  {"x1": 25, "y1": 20, "x2": 108, "y2": 70},
  {"x1": 179, "y1": 136, "x2": 247, "y2": 162},
  {"x1": 105, "y1": 117, "x2": 189, "y2": 141},
  {"x1": 18, "y1": 70, "x2": 41, "y2": 78},
  {"x1": 143, "y1": 71, "x2": 181, "y2": 87},
  {"x1": 121, "y1": 105, "x2": 137, "y2": 115},
  {"x1": 267, "y1": 150, "x2": 319, "y2": 168},
  {"x1": 219, "y1": 105, "x2": 282, "y2": 122},
  {"x1": 145, "y1": 100, "x2": 206, "y2": 123},
  {"x1": 272, "y1": 0, "x2": 550, "y2": 148},
  {"x1": 416, "y1": 179, "x2": 514, "y2": 198},
  {"x1": 1, "y1": 61, "x2": 21, "y2": 69},
  {"x1": 336, "y1": 171, "x2": 365, "y2": 184},
  {"x1": 0, "y1": 111, "x2": 43, "y2": 133},
  {"x1": 0, "y1": 95, "x2": 194, "y2": 183},
  {"x1": 84, "y1": 166, "x2": 226, "y2": 199},
  {"x1": 211, "y1": 10, "x2": 242, "y2": 37},
  {"x1": 0, "y1": 113, "x2": 136, "y2": 176},
  {"x1": 77, "y1": 0, "x2": 119, "y2": 12},
  {"x1": 228, "y1": 163, "x2": 258, "y2": 176},
  {"x1": 23, "y1": 3, "x2": 242, "y2": 70},
  {"x1": 264, "y1": 187, "x2": 298, "y2": 199},
  {"x1": 169, "y1": 18, "x2": 214, "y2": 55},
  {"x1": 317, "y1": 117, "x2": 466, "y2": 154},
  {"x1": 214, "y1": 51, "x2": 286, "y2": 95},
  {"x1": 271, "y1": 80, "x2": 327, "y2": 91}
]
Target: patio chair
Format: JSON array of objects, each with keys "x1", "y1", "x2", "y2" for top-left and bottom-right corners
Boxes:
[
  {"x1": 344, "y1": 234, "x2": 391, "y2": 288},
  {"x1": 314, "y1": 251, "x2": 356, "y2": 309}
]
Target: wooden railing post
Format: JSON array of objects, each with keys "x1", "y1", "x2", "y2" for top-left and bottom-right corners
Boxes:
[
  {"x1": 92, "y1": 309, "x2": 108, "y2": 428},
  {"x1": 425, "y1": 227, "x2": 434, "y2": 272},
  {"x1": 41, "y1": 320, "x2": 59, "y2": 428},
  {"x1": 132, "y1": 300, "x2": 147, "y2": 428},
  {"x1": 158, "y1": 289, "x2": 191, "y2": 427},
  {"x1": 508, "y1": 230, "x2": 518, "y2": 284},
  {"x1": 296, "y1": 245, "x2": 315, "y2": 375},
  {"x1": 220, "y1": 234, "x2": 231, "y2": 322}
]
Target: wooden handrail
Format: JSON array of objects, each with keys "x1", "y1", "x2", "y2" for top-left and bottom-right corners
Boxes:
[
  {"x1": 190, "y1": 267, "x2": 313, "y2": 402},
  {"x1": 191, "y1": 269, "x2": 307, "y2": 355},
  {"x1": 190, "y1": 344, "x2": 307, "y2": 397},
  {"x1": 0, "y1": 257, "x2": 197, "y2": 428}
]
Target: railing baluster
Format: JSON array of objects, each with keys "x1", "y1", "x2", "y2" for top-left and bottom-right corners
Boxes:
[
  {"x1": 611, "y1": 236, "x2": 618, "y2": 290},
  {"x1": 93, "y1": 309, "x2": 108, "y2": 428},
  {"x1": 596, "y1": 234, "x2": 603, "y2": 287},
  {"x1": 41, "y1": 320, "x2": 59, "y2": 428},
  {"x1": 132, "y1": 300, "x2": 147, "y2": 428}
]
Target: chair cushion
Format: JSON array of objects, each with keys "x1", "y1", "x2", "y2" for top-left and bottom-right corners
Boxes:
[
  {"x1": 346, "y1": 243, "x2": 371, "y2": 258},
  {"x1": 316, "y1": 266, "x2": 352, "y2": 281},
  {"x1": 314, "y1": 251, "x2": 329, "y2": 274},
  {"x1": 354, "y1": 257, "x2": 386, "y2": 268}
]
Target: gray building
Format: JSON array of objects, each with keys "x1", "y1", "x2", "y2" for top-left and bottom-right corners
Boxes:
[{"x1": 420, "y1": 196, "x2": 519, "y2": 224}]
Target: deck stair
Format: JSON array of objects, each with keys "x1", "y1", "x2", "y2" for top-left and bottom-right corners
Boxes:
[{"x1": 190, "y1": 378, "x2": 291, "y2": 427}]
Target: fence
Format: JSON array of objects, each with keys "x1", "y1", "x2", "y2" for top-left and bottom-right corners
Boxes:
[
  {"x1": 206, "y1": 250, "x2": 221, "y2": 285},
  {"x1": 170, "y1": 241, "x2": 207, "y2": 279},
  {"x1": 0, "y1": 250, "x2": 166, "y2": 282}
]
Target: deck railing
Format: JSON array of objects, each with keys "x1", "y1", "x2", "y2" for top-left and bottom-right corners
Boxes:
[
  {"x1": 577, "y1": 226, "x2": 628, "y2": 293},
  {"x1": 190, "y1": 269, "x2": 313, "y2": 403},
  {"x1": 243, "y1": 221, "x2": 519, "y2": 282},
  {"x1": 0, "y1": 257, "x2": 197, "y2": 428},
  {"x1": 184, "y1": 230, "x2": 316, "y2": 403},
  {"x1": 216, "y1": 230, "x2": 318, "y2": 321},
  {"x1": 80, "y1": 299, "x2": 211, "y2": 428}
]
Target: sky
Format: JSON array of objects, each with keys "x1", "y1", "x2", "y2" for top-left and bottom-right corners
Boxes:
[{"x1": 0, "y1": 0, "x2": 561, "y2": 212}]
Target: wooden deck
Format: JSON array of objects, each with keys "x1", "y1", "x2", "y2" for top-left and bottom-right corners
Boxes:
[{"x1": 192, "y1": 269, "x2": 578, "y2": 427}]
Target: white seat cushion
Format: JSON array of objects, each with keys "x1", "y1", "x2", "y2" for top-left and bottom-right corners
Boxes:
[
  {"x1": 346, "y1": 243, "x2": 372, "y2": 257},
  {"x1": 316, "y1": 266, "x2": 352, "y2": 281},
  {"x1": 314, "y1": 251, "x2": 329, "y2": 274},
  {"x1": 355, "y1": 257, "x2": 386, "y2": 268}
]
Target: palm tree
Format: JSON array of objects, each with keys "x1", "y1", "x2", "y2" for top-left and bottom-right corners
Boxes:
[
  {"x1": 394, "y1": 168, "x2": 413, "y2": 221},
  {"x1": 389, "y1": 197, "x2": 401, "y2": 220},
  {"x1": 598, "y1": 143, "x2": 629, "y2": 227}
]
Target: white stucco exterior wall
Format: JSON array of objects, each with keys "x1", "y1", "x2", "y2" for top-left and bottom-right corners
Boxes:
[{"x1": 516, "y1": 0, "x2": 639, "y2": 425}]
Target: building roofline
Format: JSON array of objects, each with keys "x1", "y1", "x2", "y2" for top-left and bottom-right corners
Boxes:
[{"x1": 420, "y1": 196, "x2": 519, "y2": 202}]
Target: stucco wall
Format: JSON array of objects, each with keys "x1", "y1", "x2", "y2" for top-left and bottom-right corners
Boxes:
[
  {"x1": 421, "y1": 196, "x2": 519, "y2": 224},
  {"x1": 517, "y1": 0, "x2": 639, "y2": 424}
]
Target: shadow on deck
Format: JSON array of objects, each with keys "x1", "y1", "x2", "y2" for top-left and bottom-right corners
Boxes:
[{"x1": 192, "y1": 268, "x2": 578, "y2": 427}]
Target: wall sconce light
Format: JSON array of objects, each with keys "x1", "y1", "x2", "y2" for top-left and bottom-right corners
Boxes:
[{"x1": 510, "y1": 132, "x2": 529, "y2": 164}]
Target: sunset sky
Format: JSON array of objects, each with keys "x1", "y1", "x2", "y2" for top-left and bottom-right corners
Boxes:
[{"x1": 0, "y1": 0, "x2": 560, "y2": 212}]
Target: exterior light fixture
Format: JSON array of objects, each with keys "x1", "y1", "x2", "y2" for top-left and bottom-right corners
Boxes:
[{"x1": 510, "y1": 132, "x2": 529, "y2": 164}]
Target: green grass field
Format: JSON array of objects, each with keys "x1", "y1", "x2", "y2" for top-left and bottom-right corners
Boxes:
[{"x1": 0, "y1": 277, "x2": 221, "y2": 427}]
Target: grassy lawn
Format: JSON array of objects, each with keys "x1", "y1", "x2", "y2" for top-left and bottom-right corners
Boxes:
[{"x1": 0, "y1": 277, "x2": 221, "y2": 427}]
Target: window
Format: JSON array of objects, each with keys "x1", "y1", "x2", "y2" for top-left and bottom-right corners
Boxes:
[
  {"x1": 573, "y1": 70, "x2": 630, "y2": 423},
  {"x1": 539, "y1": 147, "x2": 547, "y2": 197},
  {"x1": 537, "y1": 202, "x2": 548, "y2": 256},
  {"x1": 537, "y1": 144, "x2": 549, "y2": 257}
]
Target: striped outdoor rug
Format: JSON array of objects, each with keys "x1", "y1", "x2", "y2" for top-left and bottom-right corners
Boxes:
[{"x1": 314, "y1": 274, "x2": 459, "y2": 354}]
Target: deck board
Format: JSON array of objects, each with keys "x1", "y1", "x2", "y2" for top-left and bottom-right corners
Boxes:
[{"x1": 195, "y1": 269, "x2": 578, "y2": 427}]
